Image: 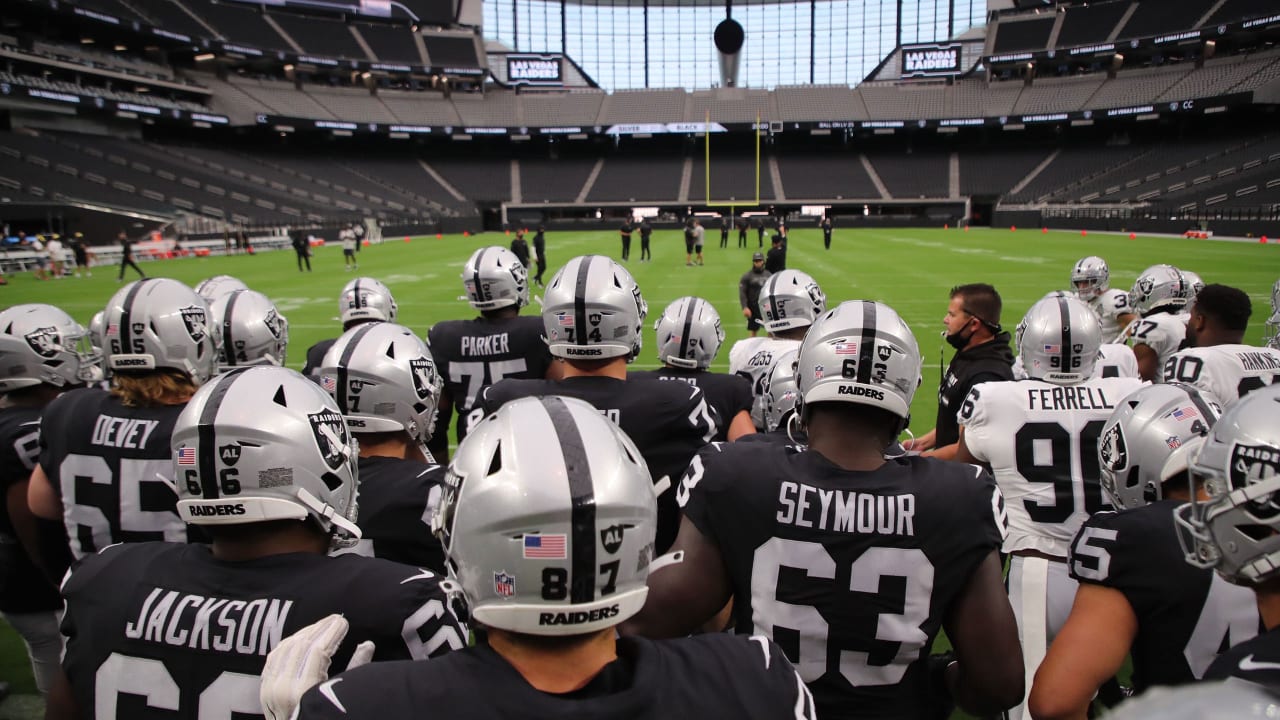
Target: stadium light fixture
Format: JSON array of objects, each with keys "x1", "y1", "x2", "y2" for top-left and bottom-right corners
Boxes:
[{"x1": 194, "y1": 53, "x2": 216, "y2": 62}]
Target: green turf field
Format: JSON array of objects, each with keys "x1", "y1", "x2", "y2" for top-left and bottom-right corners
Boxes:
[{"x1": 0, "y1": 226, "x2": 1273, "y2": 715}]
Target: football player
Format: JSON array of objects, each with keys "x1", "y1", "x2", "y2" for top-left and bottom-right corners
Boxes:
[
  {"x1": 630, "y1": 296, "x2": 754, "y2": 441},
  {"x1": 47, "y1": 367, "x2": 464, "y2": 720},
  {"x1": 426, "y1": 246, "x2": 555, "y2": 462},
  {"x1": 737, "y1": 347, "x2": 805, "y2": 447},
  {"x1": 1174, "y1": 384, "x2": 1280, "y2": 685},
  {"x1": 624, "y1": 300, "x2": 1024, "y2": 718},
  {"x1": 0, "y1": 304, "x2": 98, "y2": 695},
  {"x1": 319, "y1": 323, "x2": 446, "y2": 571},
  {"x1": 1013, "y1": 293, "x2": 1140, "y2": 380},
  {"x1": 300, "y1": 277, "x2": 397, "y2": 378},
  {"x1": 28, "y1": 279, "x2": 217, "y2": 570},
  {"x1": 1120, "y1": 264, "x2": 1190, "y2": 382},
  {"x1": 474, "y1": 255, "x2": 717, "y2": 554},
  {"x1": 955, "y1": 294, "x2": 1145, "y2": 719},
  {"x1": 259, "y1": 396, "x2": 815, "y2": 720},
  {"x1": 1071, "y1": 256, "x2": 1137, "y2": 341},
  {"x1": 209, "y1": 290, "x2": 289, "y2": 372},
  {"x1": 195, "y1": 275, "x2": 250, "y2": 303},
  {"x1": 727, "y1": 269, "x2": 826, "y2": 430},
  {"x1": 904, "y1": 283, "x2": 1015, "y2": 459},
  {"x1": 1030, "y1": 384, "x2": 1259, "y2": 719},
  {"x1": 1163, "y1": 283, "x2": 1279, "y2": 406}
]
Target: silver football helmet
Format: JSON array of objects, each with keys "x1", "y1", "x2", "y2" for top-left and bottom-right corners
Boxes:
[
  {"x1": 758, "y1": 269, "x2": 826, "y2": 333},
  {"x1": 462, "y1": 246, "x2": 529, "y2": 311},
  {"x1": 173, "y1": 366, "x2": 360, "y2": 548},
  {"x1": 1071, "y1": 256, "x2": 1110, "y2": 300},
  {"x1": 1176, "y1": 384, "x2": 1280, "y2": 585},
  {"x1": 318, "y1": 323, "x2": 442, "y2": 446},
  {"x1": 653, "y1": 297, "x2": 724, "y2": 369},
  {"x1": 762, "y1": 347, "x2": 801, "y2": 433},
  {"x1": 0, "y1": 304, "x2": 100, "y2": 391},
  {"x1": 195, "y1": 275, "x2": 250, "y2": 302},
  {"x1": 1015, "y1": 295, "x2": 1102, "y2": 385},
  {"x1": 794, "y1": 300, "x2": 922, "y2": 422},
  {"x1": 543, "y1": 255, "x2": 647, "y2": 361},
  {"x1": 1179, "y1": 269, "x2": 1205, "y2": 301},
  {"x1": 102, "y1": 279, "x2": 218, "y2": 384},
  {"x1": 210, "y1": 290, "x2": 288, "y2": 371},
  {"x1": 1129, "y1": 264, "x2": 1189, "y2": 316},
  {"x1": 432, "y1": 395, "x2": 656, "y2": 636},
  {"x1": 339, "y1": 277, "x2": 398, "y2": 326},
  {"x1": 1099, "y1": 383, "x2": 1221, "y2": 510}
]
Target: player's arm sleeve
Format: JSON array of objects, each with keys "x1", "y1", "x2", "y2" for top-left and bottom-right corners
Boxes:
[
  {"x1": 295, "y1": 672, "x2": 370, "y2": 719},
  {"x1": 682, "y1": 385, "x2": 719, "y2": 445},
  {"x1": 1067, "y1": 512, "x2": 1148, "y2": 611},
  {"x1": 748, "y1": 637, "x2": 818, "y2": 720},
  {"x1": 674, "y1": 444, "x2": 729, "y2": 539},
  {"x1": 730, "y1": 374, "x2": 754, "y2": 415},
  {"x1": 954, "y1": 384, "x2": 993, "y2": 463},
  {"x1": 972, "y1": 468, "x2": 1009, "y2": 549},
  {"x1": 739, "y1": 275, "x2": 750, "y2": 308}
]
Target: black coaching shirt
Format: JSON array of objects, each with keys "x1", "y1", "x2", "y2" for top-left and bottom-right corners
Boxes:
[
  {"x1": 341, "y1": 455, "x2": 445, "y2": 573},
  {"x1": 428, "y1": 315, "x2": 552, "y2": 443},
  {"x1": 38, "y1": 387, "x2": 192, "y2": 558},
  {"x1": 629, "y1": 367, "x2": 751, "y2": 442},
  {"x1": 678, "y1": 442, "x2": 1007, "y2": 719},
  {"x1": 1069, "y1": 501, "x2": 1261, "y2": 689},
  {"x1": 61, "y1": 542, "x2": 465, "y2": 719},
  {"x1": 296, "y1": 634, "x2": 815, "y2": 720},
  {"x1": 478, "y1": 376, "x2": 718, "y2": 553}
]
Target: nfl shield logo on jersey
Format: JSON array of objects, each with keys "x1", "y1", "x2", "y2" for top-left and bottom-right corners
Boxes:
[
  {"x1": 494, "y1": 571, "x2": 516, "y2": 598},
  {"x1": 23, "y1": 326, "x2": 58, "y2": 357},
  {"x1": 308, "y1": 410, "x2": 349, "y2": 470},
  {"x1": 409, "y1": 357, "x2": 436, "y2": 400},
  {"x1": 180, "y1": 306, "x2": 208, "y2": 342}
]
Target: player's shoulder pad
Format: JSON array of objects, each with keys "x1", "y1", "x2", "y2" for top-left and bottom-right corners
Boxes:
[{"x1": 62, "y1": 541, "x2": 179, "y2": 597}]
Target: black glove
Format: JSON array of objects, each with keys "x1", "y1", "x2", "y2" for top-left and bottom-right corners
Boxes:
[{"x1": 927, "y1": 651, "x2": 957, "y2": 720}]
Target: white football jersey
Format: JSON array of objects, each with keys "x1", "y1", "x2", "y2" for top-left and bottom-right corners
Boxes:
[
  {"x1": 1083, "y1": 288, "x2": 1132, "y2": 341},
  {"x1": 1121, "y1": 313, "x2": 1187, "y2": 381},
  {"x1": 1011, "y1": 343, "x2": 1138, "y2": 381},
  {"x1": 1163, "y1": 344, "x2": 1280, "y2": 407},
  {"x1": 728, "y1": 336, "x2": 800, "y2": 430},
  {"x1": 959, "y1": 376, "x2": 1146, "y2": 557}
]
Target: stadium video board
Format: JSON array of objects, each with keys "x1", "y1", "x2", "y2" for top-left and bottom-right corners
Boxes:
[
  {"x1": 506, "y1": 54, "x2": 563, "y2": 87},
  {"x1": 226, "y1": 0, "x2": 456, "y2": 27},
  {"x1": 900, "y1": 43, "x2": 962, "y2": 79}
]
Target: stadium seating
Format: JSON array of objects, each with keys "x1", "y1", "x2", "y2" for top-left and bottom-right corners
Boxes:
[
  {"x1": 1055, "y1": 2, "x2": 1130, "y2": 49},
  {"x1": 775, "y1": 153, "x2": 882, "y2": 200},
  {"x1": 585, "y1": 156, "x2": 682, "y2": 203}
]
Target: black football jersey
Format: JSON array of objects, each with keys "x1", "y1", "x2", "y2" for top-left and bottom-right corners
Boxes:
[
  {"x1": 0, "y1": 406, "x2": 62, "y2": 612},
  {"x1": 340, "y1": 455, "x2": 445, "y2": 572},
  {"x1": 478, "y1": 376, "x2": 718, "y2": 553},
  {"x1": 38, "y1": 388, "x2": 194, "y2": 558},
  {"x1": 61, "y1": 542, "x2": 465, "y2": 719},
  {"x1": 296, "y1": 634, "x2": 814, "y2": 720},
  {"x1": 1068, "y1": 501, "x2": 1261, "y2": 689},
  {"x1": 678, "y1": 442, "x2": 1006, "y2": 719},
  {"x1": 1206, "y1": 628, "x2": 1280, "y2": 685},
  {"x1": 629, "y1": 367, "x2": 751, "y2": 442},
  {"x1": 735, "y1": 429, "x2": 807, "y2": 447},
  {"x1": 428, "y1": 315, "x2": 552, "y2": 442},
  {"x1": 302, "y1": 338, "x2": 338, "y2": 378}
]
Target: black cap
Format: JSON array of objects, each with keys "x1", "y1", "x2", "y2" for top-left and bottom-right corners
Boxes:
[{"x1": 752, "y1": 252, "x2": 765, "y2": 261}]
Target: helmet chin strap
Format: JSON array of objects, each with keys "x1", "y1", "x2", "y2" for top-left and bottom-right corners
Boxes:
[
  {"x1": 785, "y1": 411, "x2": 804, "y2": 446},
  {"x1": 295, "y1": 487, "x2": 363, "y2": 547}
]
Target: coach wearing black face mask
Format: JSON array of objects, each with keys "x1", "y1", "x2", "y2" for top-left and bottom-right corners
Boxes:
[{"x1": 903, "y1": 283, "x2": 1014, "y2": 460}]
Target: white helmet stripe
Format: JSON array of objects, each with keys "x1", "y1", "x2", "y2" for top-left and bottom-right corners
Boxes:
[
  {"x1": 195, "y1": 366, "x2": 251, "y2": 499},
  {"x1": 539, "y1": 396, "x2": 596, "y2": 604}
]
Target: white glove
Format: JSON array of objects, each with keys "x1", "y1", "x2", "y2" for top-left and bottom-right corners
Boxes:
[{"x1": 260, "y1": 614, "x2": 375, "y2": 720}]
